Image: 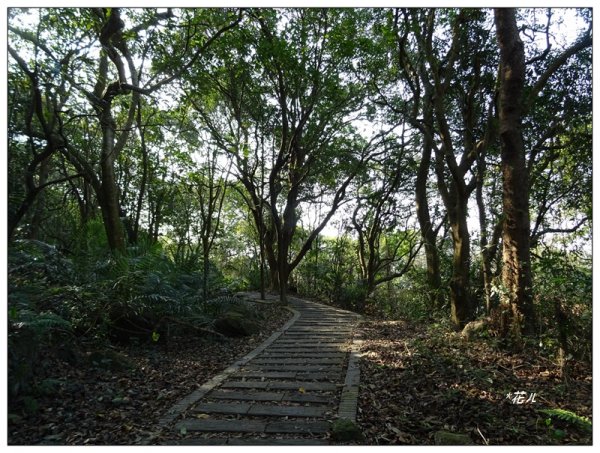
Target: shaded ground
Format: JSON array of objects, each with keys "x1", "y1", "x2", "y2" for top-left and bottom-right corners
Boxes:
[
  {"x1": 356, "y1": 319, "x2": 592, "y2": 445},
  {"x1": 8, "y1": 304, "x2": 292, "y2": 445}
]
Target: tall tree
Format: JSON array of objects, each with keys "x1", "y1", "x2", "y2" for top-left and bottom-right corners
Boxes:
[
  {"x1": 190, "y1": 9, "x2": 379, "y2": 303},
  {"x1": 415, "y1": 9, "x2": 497, "y2": 328},
  {"x1": 494, "y1": 8, "x2": 534, "y2": 338},
  {"x1": 8, "y1": 8, "x2": 242, "y2": 251},
  {"x1": 367, "y1": 8, "x2": 446, "y2": 309},
  {"x1": 350, "y1": 132, "x2": 421, "y2": 301},
  {"x1": 495, "y1": 7, "x2": 592, "y2": 337}
]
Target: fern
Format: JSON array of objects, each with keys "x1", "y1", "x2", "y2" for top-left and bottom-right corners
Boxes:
[
  {"x1": 11, "y1": 309, "x2": 73, "y2": 336},
  {"x1": 539, "y1": 408, "x2": 592, "y2": 432}
]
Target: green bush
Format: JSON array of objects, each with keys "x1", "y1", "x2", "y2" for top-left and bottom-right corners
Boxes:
[{"x1": 532, "y1": 248, "x2": 592, "y2": 363}]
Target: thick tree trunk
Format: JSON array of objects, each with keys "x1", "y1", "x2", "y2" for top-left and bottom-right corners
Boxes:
[
  {"x1": 495, "y1": 8, "x2": 535, "y2": 337},
  {"x1": 277, "y1": 210, "x2": 295, "y2": 304},
  {"x1": 99, "y1": 108, "x2": 125, "y2": 252},
  {"x1": 415, "y1": 91, "x2": 443, "y2": 309},
  {"x1": 448, "y1": 198, "x2": 473, "y2": 329},
  {"x1": 262, "y1": 226, "x2": 279, "y2": 291}
]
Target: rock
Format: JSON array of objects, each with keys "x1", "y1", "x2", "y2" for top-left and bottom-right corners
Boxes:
[
  {"x1": 433, "y1": 430, "x2": 473, "y2": 445},
  {"x1": 331, "y1": 418, "x2": 363, "y2": 442},
  {"x1": 214, "y1": 311, "x2": 260, "y2": 337},
  {"x1": 461, "y1": 317, "x2": 490, "y2": 341},
  {"x1": 8, "y1": 413, "x2": 23, "y2": 424},
  {"x1": 87, "y1": 349, "x2": 134, "y2": 371},
  {"x1": 36, "y1": 378, "x2": 63, "y2": 396}
]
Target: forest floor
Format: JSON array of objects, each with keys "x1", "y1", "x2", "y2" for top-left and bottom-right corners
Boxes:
[
  {"x1": 8, "y1": 297, "x2": 592, "y2": 446},
  {"x1": 356, "y1": 318, "x2": 593, "y2": 445},
  {"x1": 7, "y1": 304, "x2": 292, "y2": 445}
]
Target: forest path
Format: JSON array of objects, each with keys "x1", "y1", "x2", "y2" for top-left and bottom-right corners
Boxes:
[{"x1": 158, "y1": 293, "x2": 362, "y2": 445}]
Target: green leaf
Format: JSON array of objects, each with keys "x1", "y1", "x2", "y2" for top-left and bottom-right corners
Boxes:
[
  {"x1": 151, "y1": 331, "x2": 160, "y2": 342},
  {"x1": 539, "y1": 408, "x2": 592, "y2": 433}
]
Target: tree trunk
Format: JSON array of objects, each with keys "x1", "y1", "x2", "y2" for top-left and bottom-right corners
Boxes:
[
  {"x1": 132, "y1": 101, "x2": 149, "y2": 244},
  {"x1": 415, "y1": 91, "x2": 443, "y2": 309},
  {"x1": 259, "y1": 234, "x2": 266, "y2": 299},
  {"x1": 99, "y1": 107, "x2": 125, "y2": 252},
  {"x1": 202, "y1": 244, "x2": 210, "y2": 300},
  {"x1": 475, "y1": 152, "x2": 503, "y2": 315},
  {"x1": 26, "y1": 157, "x2": 51, "y2": 240},
  {"x1": 448, "y1": 197, "x2": 473, "y2": 329},
  {"x1": 277, "y1": 214, "x2": 294, "y2": 304},
  {"x1": 495, "y1": 8, "x2": 535, "y2": 337}
]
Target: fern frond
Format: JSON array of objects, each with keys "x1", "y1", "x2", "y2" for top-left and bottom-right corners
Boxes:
[
  {"x1": 11, "y1": 310, "x2": 73, "y2": 334},
  {"x1": 539, "y1": 408, "x2": 592, "y2": 432}
]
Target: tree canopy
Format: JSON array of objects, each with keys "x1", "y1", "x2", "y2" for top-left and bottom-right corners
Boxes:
[{"x1": 7, "y1": 6, "x2": 591, "y2": 346}]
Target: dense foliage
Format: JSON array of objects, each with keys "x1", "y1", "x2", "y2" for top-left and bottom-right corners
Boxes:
[{"x1": 6, "y1": 7, "x2": 592, "y2": 444}]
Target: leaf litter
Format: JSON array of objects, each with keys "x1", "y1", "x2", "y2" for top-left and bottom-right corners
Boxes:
[
  {"x1": 355, "y1": 319, "x2": 592, "y2": 445},
  {"x1": 8, "y1": 304, "x2": 292, "y2": 445}
]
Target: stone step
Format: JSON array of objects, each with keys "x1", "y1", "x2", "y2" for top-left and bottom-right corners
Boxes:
[
  {"x1": 237, "y1": 370, "x2": 341, "y2": 380},
  {"x1": 294, "y1": 318, "x2": 348, "y2": 327},
  {"x1": 169, "y1": 438, "x2": 329, "y2": 446},
  {"x1": 209, "y1": 390, "x2": 286, "y2": 402},
  {"x1": 251, "y1": 357, "x2": 343, "y2": 365},
  {"x1": 227, "y1": 438, "x2": 329, "y2": 445},
  {"x1": 265, "y1": 350, "x2": 346, "y2": 355},
  {"x1": 194, "y1": 402, "x2": 251, "y2": 415},
  {"x1": 266, "y1": 420, "x2": 330, "y2": 433},
  {"x1": 297, "y1": 318, "x2": 348, "y2": 322},
  {"x1": 242, "y1": 364, "x2": 342, "y2": 372},
  {"x1": 279, "y1": 336, "x2": 350, "y2": 341},
  {"x1": 209, "y1": 390, "x2": 333, "y2": 404},
  {"x1": 259, "y1": 351, "x2": 345, "y2": 357},
  {"x1": 271, "y1": 341, "x2": 347, "y2": 346},
  {"x1": 265, "y1": 347, "x2": 345, "y2": 353},
  {"x1": 234, "y1": 371, "x2": 298, "y2": 379},
  {"x1": 221, "y1": 381, "x2": 338, "y2": 391},
  {"x1": 176, "y1": 419, "x2": 330, "y2": 434},
  {"x1": 267, "y1": 381, "x2": 339, "y2": 391},
  {"x1": 282, "y1": 330, "x2": 350, "y2": 334},
  {"x1": 283, "y1": 329, "x2": 351, "y2": 333},
  {"x1": 177, "y1": 419, "x2": 265, "y2": 433},
  {"x1": 286, "y1": 327, "x2": 353, "y2": 331},
  {"x1": 193, "y1": 402, "x2": 327, "y2": 418},
  {"x1": 249, "y1": 404, "x2": 327, "y2": 417},
  {"x1": 279, "y1": 336, "x2": 350, "y2": 340}
]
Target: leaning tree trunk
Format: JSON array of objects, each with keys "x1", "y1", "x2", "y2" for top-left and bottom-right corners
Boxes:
[{"x1": 495, "y1": 8, "x2": 535, "y2": 338}]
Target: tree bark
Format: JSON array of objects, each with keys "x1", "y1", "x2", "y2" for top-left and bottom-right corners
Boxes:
[
  {"x1": 447, "y1": 192, "x2": 473, "y2": 328},
  {"x1": 98, "y1": 105, "x2": 126, "y2": 252},
  {"x1": 495, "y1": 8, "x2": 535, "y2": 336},
  {"x1": 26, "y1": 157, "x2": 50, "y2": 240},
  {"x1": 415, "y1": 90, "x2": 443, "y2": 309}
]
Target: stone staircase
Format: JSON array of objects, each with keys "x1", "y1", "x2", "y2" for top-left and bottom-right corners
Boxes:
[{"x1": 159, "y1": 295, "x2": 361, "y2": 445}]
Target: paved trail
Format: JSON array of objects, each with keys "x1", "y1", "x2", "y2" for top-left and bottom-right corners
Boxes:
[{"x1": 159, "y1": 294, "x2": 362, "y2": 445}]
